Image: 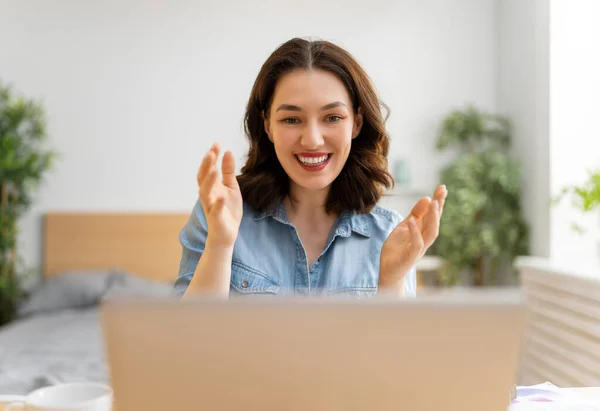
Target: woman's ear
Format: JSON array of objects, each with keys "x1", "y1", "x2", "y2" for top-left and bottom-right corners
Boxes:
[
  {"x1": 262, "y1": 111, "x2": 273, "y2": 142},
  {"x1": 352, "y1": 107, "x2": 364, "y2": 139}
]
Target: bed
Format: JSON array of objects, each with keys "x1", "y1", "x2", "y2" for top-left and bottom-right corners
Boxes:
[{"x1": 0, "y1": 212, "x2": 190, "y2": 394}]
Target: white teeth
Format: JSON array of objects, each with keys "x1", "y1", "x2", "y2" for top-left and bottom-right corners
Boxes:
[{"x1": 297, "y1": 155, "x2": 329, "y2": 165}]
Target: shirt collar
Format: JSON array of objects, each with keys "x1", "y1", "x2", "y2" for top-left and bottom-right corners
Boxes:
[
  {"x1": 254, "y1": 203, "x2": 371, "y2": 238},
  {"x1": 253, "y1": 202, "x2": 289, "y2": 224},
  {"x1": 336, "y1": 210, "x2": 371, "y2": 238}
]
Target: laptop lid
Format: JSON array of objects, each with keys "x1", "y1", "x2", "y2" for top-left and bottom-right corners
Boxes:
[{"x1": 101, "y1": 290, "x2": 525, "y2": 411}]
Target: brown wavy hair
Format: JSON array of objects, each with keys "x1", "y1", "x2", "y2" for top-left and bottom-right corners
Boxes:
[{"x1": 237, "y1": 37, "x2": 394, "y2": 214}]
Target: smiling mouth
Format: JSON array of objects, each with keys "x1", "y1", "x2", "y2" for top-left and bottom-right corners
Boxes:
[{"x1": 295, "y1": 154, "x2": 332, "y2": 167}]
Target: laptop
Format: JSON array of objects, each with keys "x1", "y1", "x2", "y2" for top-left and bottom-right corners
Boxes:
[{"x1": 100, "y1": 289, "x2": 526, "y2": 411}]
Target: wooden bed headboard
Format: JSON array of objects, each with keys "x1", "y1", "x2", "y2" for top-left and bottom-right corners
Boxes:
[{"x1": 43, "y1": 212, "x2": 191, "y2": 283}]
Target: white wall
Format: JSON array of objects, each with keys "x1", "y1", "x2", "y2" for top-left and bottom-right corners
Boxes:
[
  {"x1": 497, "y1": 0, "x2": 600, "y2": 270},
  {"x1": 0, "y1": 0, "x2": 498, "y2": 275},
  {"x1": 549, "y1": 0, "x2": 600, "y2": 268},
  {"x1": 497, "y1": 0, "x2": 550, "y2": 258}
]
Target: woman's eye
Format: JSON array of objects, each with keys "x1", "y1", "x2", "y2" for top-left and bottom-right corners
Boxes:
[
  {"x1": 327, "y1": 115, "x2": 343, "y2": 123},
  {"x1": 283, "y1": 118, "x2": 299, "y2": 124}
]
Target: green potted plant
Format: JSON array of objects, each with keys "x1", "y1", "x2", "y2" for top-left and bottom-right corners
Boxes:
[
  {"x1": 553, "y1": 169, "x2": 600, "y2": 263},
  {"x1": 0, "y1": 80, "x2": 56, "y2": 326},
  {"x1": 428, "y1": 105, "x2": 530, "y2": 286},
  {"x1": 554, "y1": 169, "x2": 600, "y2": 229}
]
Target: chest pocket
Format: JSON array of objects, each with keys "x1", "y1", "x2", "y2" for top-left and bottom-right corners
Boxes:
[{"x1": 230, "y1": 261, "x2": 281, "y2": 295}]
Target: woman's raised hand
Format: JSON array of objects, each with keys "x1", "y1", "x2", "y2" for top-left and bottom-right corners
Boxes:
[
  {"x1": 197, "y1": 143, "x2": 243, "y2": 247},
  {"x1": 379, "y1": 185, "x2": 448, "y2": 287}
]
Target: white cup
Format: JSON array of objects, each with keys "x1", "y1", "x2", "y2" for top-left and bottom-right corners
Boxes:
[{"x1": 0, "y1": 382, "x2": 113, "y2": 411}]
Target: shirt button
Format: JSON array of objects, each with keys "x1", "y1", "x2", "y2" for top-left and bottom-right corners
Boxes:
[
  {"x1": 241, "y1": 280, "x2": 249, "y2": 288},
  {"x1": 317, "y1": 256, "x2": 323, "y2": 262}
]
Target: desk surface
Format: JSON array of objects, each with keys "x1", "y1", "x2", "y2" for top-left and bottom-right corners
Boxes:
[
  {"x1": 2, "y1": 388, "x2": 600, "y2": 410},
  {"x1": 568, "y1": 387, "x2": 600, "y2": 400}
]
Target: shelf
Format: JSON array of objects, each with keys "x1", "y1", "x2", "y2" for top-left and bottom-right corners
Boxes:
[
  {"x1": 416, "y1": 255, "x2": 444, "y2": 272},
  {"x1": 384, "y1": 186, "x2": 430, "y2": 198}
]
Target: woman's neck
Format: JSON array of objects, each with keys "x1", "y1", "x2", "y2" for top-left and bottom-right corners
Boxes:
[
  {"x1": 284, "y1": 182, "x2": 338, "y2": 267},
  {"x1": 284, "y1": 182, "x2": 335, "y2": 222}
]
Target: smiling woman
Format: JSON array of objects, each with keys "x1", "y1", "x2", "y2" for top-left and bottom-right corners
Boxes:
[
  {"x1": 239, "y1": 40, "x2": 394, "y2": 215},
  {"x1": 175, "y1": 37, "x2": 447, "y2": 299},
  {"x1": 264, "y1": 69, "x2": 364, "y2": 201},
  {"x1": 273, "y1": 99, "x2": 347, "y2": 175}
]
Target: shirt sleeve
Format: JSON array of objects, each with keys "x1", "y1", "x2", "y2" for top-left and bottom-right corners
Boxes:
[{"x1": 174, "y1": 199, "x2": 209, "y2": 296}]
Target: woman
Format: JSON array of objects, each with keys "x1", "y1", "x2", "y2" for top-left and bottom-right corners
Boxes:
[{"x1": 175, "y1": 37, "x2": 447, "y2": 299}]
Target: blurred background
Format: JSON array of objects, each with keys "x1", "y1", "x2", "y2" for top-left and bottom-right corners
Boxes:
[{"x1": 1, "y1": 0, "x2": 599, "y2": 395}]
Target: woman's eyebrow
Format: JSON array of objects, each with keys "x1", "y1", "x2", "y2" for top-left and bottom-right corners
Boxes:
[
  {"x1": 276, "y1": 104, "x2": 302, "y2": 112},
  {"x1": 275, "y1": 101, "x2": 347, "y2": 112},
  {"x1": 320, "y1": 101, "x2": 347, "y2": 111}
]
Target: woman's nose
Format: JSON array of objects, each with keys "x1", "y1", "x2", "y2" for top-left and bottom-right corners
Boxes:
[{"x1": 300, "y1": 122, "x2": 324, "y2": 149}]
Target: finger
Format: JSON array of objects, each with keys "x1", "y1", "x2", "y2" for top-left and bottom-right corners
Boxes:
[
  {"x1": 210, "y1": 142, "x2": 220, "y2": 157},
  {"x1": 197, "y1": 148, "x2": 217, "y2": 186},
  {"x1": 221, "y1": 150, "x2": 239, "y2": 189},
  {"x1": 421, "y1": 198, "x2": 437, "y2": 232},
  {"x1": 435, "y1": 185, "x2": 448, "y2": 212},
  {"x1": 405, "y1": 197, "x2": 431, "y2": 223},
  {"x1": 422, "y1": 199, "x2": 440, "y2": 248},
  {"x1": 433, "y1": 185, "x2": 445, "y2": 200},
  {"x1": 199, "y1": 166, "x2": 220, "y2": 208},
  {"x1": 408, "y1": 217, "x2": 425, "y2": 260}
]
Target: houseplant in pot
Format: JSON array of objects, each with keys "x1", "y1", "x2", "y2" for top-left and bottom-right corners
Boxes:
[
  {"x1": 0, "y1": 80, "x2": 56, "y2": 326},
  {"x1": 427, "y1": 105, "x2": 530, "y2": 286},
  {"x1": 553, "y1": 168, "x2": 600, "y2": 262}
]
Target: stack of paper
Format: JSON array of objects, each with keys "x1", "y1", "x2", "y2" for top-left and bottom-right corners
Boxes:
[{"x1": 509, "y1": 382, "x2": 600, "y2": 410}]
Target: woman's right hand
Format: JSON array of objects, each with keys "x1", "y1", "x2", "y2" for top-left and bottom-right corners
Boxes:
[{"x1": 197, "y1": 143, "x2": 243, "y2": 247}]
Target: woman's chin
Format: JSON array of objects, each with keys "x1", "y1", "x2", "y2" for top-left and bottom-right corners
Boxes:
[{"x1": 290, "y1": 176, "x2": 335, "y2": 192}]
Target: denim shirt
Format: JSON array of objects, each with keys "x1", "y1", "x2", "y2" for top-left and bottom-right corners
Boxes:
[{"x1": 175, "y1": 199, "x2": 417, "y2": 298}]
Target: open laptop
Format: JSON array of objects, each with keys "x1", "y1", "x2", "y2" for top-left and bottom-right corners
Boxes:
[{"x1": 100, "y1": 289, "x2": 526, "y2": 411}]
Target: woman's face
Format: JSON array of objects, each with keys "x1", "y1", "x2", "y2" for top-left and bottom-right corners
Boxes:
[{"x1": 264, "y1": 69, "x2": 363, "y2": 193}]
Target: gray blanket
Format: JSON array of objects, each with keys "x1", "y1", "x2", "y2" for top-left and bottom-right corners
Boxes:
[
  {"x1": 0, "y1": 307, "x2": 107, "y2": 394},
  {"x1": 0, "y1": 270, "x2": 174, "y2": 394}
]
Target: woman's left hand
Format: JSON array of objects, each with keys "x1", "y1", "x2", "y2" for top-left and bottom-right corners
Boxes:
[{"x1": 379, "y1": 185, "x2": 448, "y2": 290}]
